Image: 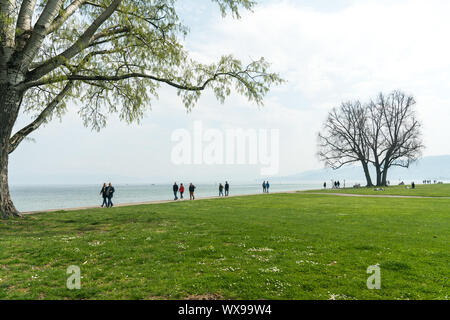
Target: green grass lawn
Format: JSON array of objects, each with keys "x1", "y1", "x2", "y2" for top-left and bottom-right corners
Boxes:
[
  {"x1": 302, "y1": 183, "x2": 450, "y2": 197},
  {"x1": 0, "y1": 193, "x2": 448, "y2": 300}
]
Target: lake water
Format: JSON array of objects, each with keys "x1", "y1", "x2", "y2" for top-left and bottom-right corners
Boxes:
[{"x1": 10, "y1": 182, "x2": 321, "y2": 212}]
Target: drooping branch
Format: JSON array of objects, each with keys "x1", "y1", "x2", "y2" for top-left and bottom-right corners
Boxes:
[
  {"x1": 19, "y1": 66, "x2": 269, "y2": 96},
  {"x1": 9, "y1": 80, "x2": 74, "y2": 154}
]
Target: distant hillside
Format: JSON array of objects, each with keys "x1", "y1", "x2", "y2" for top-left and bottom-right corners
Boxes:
[{"x1": 278, "y1": 155, "x2": 450, "y2": 184}]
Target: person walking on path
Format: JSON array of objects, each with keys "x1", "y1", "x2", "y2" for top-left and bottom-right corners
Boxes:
[
  {"x1": 179, "y1": 183, "x2": 185, "y2": 199},
  {"x1": 189, "y1": 183, "x2": 196, "y2": 200},
  {"x1": 225, "y1": 181, "x2": 230, "y2": 196},
  {"x1": 323, "y1": 182, "x2": 327, "y2": 189},
  {"x1": 262, "y1": 181, "x2": 266, "y2": 193},
  {"x1": 106, "y1": 183, "x2": 115, "y2": 208},
  {"x1": 173, "y1": 182, "x2": 179, "y2": 200},
  {"x1": 100, "y1": 183, "x2": 108, "y2": 207},
  {"x1": 266, "y1": 181, "x2": 270, "y2": 193},
  {"x1": 219, "y1": 183, "x2": 224, "y2": 197}
]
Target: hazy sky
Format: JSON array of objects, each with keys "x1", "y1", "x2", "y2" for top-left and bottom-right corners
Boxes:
[{"x1": 10, "y1": 0, "x2": 450, "y2": 184}]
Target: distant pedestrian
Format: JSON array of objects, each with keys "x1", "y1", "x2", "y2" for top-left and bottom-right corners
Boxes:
[
  {"x1": 189, "y1": 183, "x2": 196, "y2": 200},
  {"x1": 266, "y1": 181, "x2": 270, "y2": 193},
  {"x1": 412, "y1": 182, "x2": 416, "y2": 189},
  {"x1": 323, "y1": 182, "x2": 326, "y2": 189},
  {"x1": 219, "y1": 183, "x2": 224, "y2": 197},
  {"x1": 100, "y1": 183, "x2": 108, "y2": 207},
  {"x1": 262, "y1": 181, "x2": 266, "y2": 193},
  {"x1": 173, "y1": 182, "x2": 179, "y2": 200},
  {"x1": 106, "y1": 183, "x2": 115, "y2": 208},
  {"x1": 179, "y1": 183, "x2": 185, "y2": 199},
  {"x1": 225, "y1": 181, "x2": 230, "y2": 196}
]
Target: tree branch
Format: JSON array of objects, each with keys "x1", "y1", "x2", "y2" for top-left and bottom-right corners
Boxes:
[
  {"x1": 25, "y1": 0, "x2": 122, "y2": 82},
  {"x1": 14, "y1": 0, "x2": 63, "y2": 73},
  {"x1": 47, "y1": 0, "x2": 88, "y2": 35},
  {"x1": 16, "y1": 0, "x2": 37, "y2": 33},
  {"x1": 20, "y1": 70, "x2": 241, "y2": 92},
  {"x1": 9, "y1": 80, "x2": 74, "y2": 154}
]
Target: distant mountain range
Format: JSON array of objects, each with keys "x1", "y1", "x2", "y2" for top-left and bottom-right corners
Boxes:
[{"x1": 276, "y1": 155, "x2": 450, "y2": 184}]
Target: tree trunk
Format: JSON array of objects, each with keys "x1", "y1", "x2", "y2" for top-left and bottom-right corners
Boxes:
[
  {"x1": 0, "y1": 84, "x2": 22, "y2": 218},
  {"x1": 375, "y1": 165, "x2": 382, "y2": 187},
  {"x1": 361, "y1": 161, "x2": 374, "y2": 187},
  {"x1": 381, "y1": 167, "x2": 389, "y2": 187}
]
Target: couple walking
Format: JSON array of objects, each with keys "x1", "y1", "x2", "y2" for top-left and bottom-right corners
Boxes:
[
  {"x1": 100, "y1": 183, "x2": 115, "y2": 208},
  {"x1": 173, "y1": 182, "x2": 196, "y2": 201},
  {"x1": 219, "y1": 181, "x2": 230, "y2": 197},
  {"x1": 262, "y1": 181, "x2": 270, "y2": 193}
]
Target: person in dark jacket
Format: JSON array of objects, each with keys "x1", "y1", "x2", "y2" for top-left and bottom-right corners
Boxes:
[
  {"x1": 262, "y1": 181, "x2": 266, "y2": 193},
  {"x1": 225, "y1": 181, "x2": 230, "y2": 196},
  {"x1": 266, "y1": 181, "x2": 270, "y2": 193},
  {"x1": 106, "y1": 183, "x2": 115, "y2": 208},
  {"x1": 219, "y1": 183, "x2": 224, "y2": 197},
  {"x1": 100, "y1": 183, "x2": 108, "y2": 207},
  {"x1": 189, "y1": 183, "x2": 196, "y2": 200},
  {"x1": 173, "y1": 182, "x2": 179, "y2": 200}
]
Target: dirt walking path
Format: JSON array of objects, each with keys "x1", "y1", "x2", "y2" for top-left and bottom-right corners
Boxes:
[{"x1": 305, "y1": 192, "x2": 450, "y2": 199}]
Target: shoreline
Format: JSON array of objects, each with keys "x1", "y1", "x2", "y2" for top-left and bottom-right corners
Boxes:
[
  {"x1": 22, "y1": 191, "x2": 297, "y2": 215},
  {"x1": 21, "y1": 189, "x2": 449, "y2": 216}
]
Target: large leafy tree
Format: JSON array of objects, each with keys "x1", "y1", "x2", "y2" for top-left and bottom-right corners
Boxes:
[{"x1": 0, "y1": 0, "x2": 283, "y2": 218}]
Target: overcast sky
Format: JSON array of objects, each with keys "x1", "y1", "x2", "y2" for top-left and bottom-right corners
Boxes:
[{"x1": 10, "y1": 0, "x2": 450, "y2": 185}]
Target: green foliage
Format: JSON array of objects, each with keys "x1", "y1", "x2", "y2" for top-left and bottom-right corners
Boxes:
[
  {"x1": 19, "y1": 0, "x2": 283, "y2": 130},
  {"x1": 0, "y1": 192, "x2": 448, "y2": 299}
]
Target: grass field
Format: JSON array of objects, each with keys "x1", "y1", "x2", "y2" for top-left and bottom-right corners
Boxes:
[
  {"x1": 0, "y1": 192, "x2": 449, "y2": 300},
  {"x1": 302, "y1": 183, "x2": 450, "y2": 197}
]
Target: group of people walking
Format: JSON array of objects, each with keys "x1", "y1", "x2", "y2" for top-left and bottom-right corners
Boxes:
[
  {"x1": 323, "y1": 181, "x2": 344, "y2": 189},
  {"x1": 100, "y1": 183, "x2": 115, "y2": 208},
  {"x1": 173, "y1": 183, "x2": 197, "y2": 201},
  {"x1": 262, "y1": 181, "x2": 270, "y2": 193},
  {"x1": 100, "y1": 180, "x2": 276, "y2": 207}
]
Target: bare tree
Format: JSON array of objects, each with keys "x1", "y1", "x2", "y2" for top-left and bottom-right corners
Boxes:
[
  {"x1": 318, "y1": 90, "x2": 424, "y2": 187},
  {"x1": 370, "y1": 91, "x2": 424, "y2": 186},
  {"x1": 318, "y1": 101, "x2": 374, "y2": 187}
]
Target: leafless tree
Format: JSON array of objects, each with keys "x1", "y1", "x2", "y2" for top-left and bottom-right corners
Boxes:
[
  {"x1": 368, "y1": 91, "x2": 424, "y2": 186},
  {"x1": 318, "y1": 90, "x2": 424, "y2": 187},
  {"x1": 318, "y1": 101, "x2": 374, "y2": 187}
]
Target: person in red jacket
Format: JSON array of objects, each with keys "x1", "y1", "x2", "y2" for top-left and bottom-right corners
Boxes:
[{"x1": 179, "y1": 183, "x2": 185, "y2": 199}]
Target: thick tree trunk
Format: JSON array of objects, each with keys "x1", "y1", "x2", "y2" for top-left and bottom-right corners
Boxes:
[
  {"x1": 0, "y1": 84, "x2": 22, "y2": 218},
  {"x1": 361, "y1": 161, "x2": 374, "y2": 187}
]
